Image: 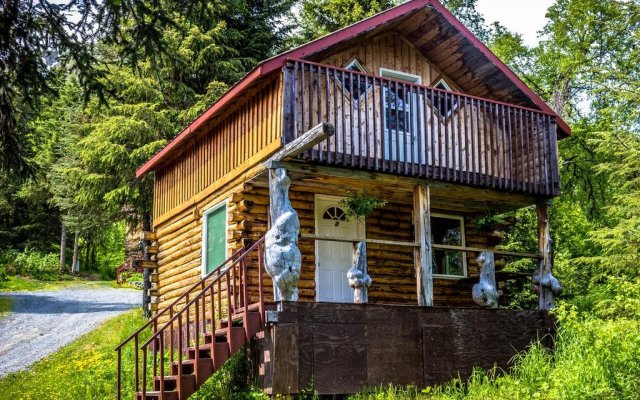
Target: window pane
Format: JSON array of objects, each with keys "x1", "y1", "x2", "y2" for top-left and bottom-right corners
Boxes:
[
  {"x1": 206, "y1": 204, "x2": 227, "y2": 273},
  {"x1": 431, "y1": 216, "x2": 464, "y2": 276}
]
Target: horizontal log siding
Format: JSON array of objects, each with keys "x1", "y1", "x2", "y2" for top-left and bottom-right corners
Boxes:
[
  {"x1": 233, "y1": 182, "x2": 503, "y2": 307},
  {"x1": 153, "y1": 75, "x2": 283, "y2": 220}
]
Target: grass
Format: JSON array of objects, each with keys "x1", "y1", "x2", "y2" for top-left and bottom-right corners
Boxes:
[
  {"x1": 0, "y1": 308, "x2": 147, "y2": 400},
  {"x1": 0, "y1": 308, "x2": 263, "y2": 400},
  {"x1": 0, "y1": 275, "x2": 114, "y2": 292},
  {"x1": 0, "y1": 296, "x2": 13, "y2": 318}
]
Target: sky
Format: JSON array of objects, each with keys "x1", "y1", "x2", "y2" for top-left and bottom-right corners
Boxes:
[{"x1": 475, "y1": 0, "x2": 556, "y2": 46}]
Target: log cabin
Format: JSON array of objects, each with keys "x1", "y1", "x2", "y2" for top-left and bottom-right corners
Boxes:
[{"x1": 117, "y1": 1, "x2": 567, "y2": 398}]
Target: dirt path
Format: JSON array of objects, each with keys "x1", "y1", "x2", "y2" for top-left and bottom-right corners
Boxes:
[{"x1": 0, "y1": 287, "x2": 140, "y2": 377}]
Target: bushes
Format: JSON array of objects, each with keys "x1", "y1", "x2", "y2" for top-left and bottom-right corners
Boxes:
[{"x1": 0, "y1": 249, "x2": 62, "y2": 281}]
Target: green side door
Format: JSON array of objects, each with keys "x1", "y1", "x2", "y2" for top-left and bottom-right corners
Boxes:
[{"x1": 205, "y1": 204, "x2": 227, "y2": 274}]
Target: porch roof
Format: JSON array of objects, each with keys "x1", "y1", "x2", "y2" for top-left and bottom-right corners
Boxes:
[{"x1": 136, "y1": 0, "x2": 570, "y2": 178}]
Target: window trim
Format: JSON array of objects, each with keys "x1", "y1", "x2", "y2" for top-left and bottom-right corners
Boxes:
[
  {"x1": 432, "y1": 78, "x2": 459, "y2": 118},
  {"x1": 200, "y1": 199, "x2": 229, "y2": 277},
  {"x1": 431, "y1": 212, "x2": 467, "y2": 279},
  {"x1": 379, "y1": 68, "x2": 422, "y2": 84},
  {"x1": 340, "y1": 58, "x2": 372, "y2": 103},
  {"x1": 379, "y1": 68, "x2": 423, "y2": 162}
]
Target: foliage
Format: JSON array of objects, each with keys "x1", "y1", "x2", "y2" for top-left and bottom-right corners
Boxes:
[
  {"x1": 340, "y1": 190, "x2": 387, "y2": 221},
  {"x1": 297, "y1": 0, "x2": 399, "y2": 41},
  {"x1": 10, "y1": 250, "x2": 60, "y2": 281}
]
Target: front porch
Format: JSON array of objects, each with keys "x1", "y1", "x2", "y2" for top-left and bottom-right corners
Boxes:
[
  {"x1": 247, "y1": 160, "x2": 557, "y2": 309},
  {"x1": 256, "y1": 302, "x2": 555, "y2": 395}
]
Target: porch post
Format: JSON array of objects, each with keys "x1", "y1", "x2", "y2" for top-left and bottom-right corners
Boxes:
[
  {"x1": 265, "y1": 168, "x2": 301, "y2": 302},
  {"x1": 535, "y1": 200, "x2": 561, "y2": 310},
  {"x1": 413, "y1": 185, "x2": 433, "y2": 306}
]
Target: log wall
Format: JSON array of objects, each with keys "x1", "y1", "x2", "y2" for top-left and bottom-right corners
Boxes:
[
  {"x1": 153, "y1": 75, "x2": 283, "y2": 221},
  {"x1": 234, "y1": 180, "x2": 505, "y2": 307}
]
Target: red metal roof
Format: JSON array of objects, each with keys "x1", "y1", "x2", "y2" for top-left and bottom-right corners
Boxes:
[{"x1": 136, "y1": 0, "x2": 570, "y2": 177}]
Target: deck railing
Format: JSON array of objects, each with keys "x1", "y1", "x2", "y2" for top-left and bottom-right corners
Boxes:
[{"x1": 282, "y1": 59, "x2": 560, "y2": 196}]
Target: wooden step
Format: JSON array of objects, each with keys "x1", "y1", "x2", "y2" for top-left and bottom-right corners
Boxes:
[
  {"x1": 136, "y1": 390, "x2": 178, "y2": 400},
  {"x1": 153, "y1": 374, "x2": 196, "y2": 392},
  {"x1": 208, "y1": 326, "x2": 246, "y2": 353},
  {"x1": 170, "y1": 358, "x2": 214, "y2": 385}
]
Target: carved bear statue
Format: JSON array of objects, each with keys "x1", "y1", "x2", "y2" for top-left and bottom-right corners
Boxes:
[{"x1": 472, "y1": 251, "x2": 500, "y2": 308}]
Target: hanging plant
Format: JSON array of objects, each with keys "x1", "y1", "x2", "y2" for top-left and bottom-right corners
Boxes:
[{"x1": 339, "y1": 190, "x2": 387, "y2": 221}]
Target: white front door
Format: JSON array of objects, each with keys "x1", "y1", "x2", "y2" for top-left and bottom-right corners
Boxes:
[{"x1": 315, "y1": 195, "x2": 365, "y2": 303}]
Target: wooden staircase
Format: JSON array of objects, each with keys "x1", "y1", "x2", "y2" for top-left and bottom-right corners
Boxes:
[{"x1": 116, "y1": 237, "x2": 267, "y2": 400}]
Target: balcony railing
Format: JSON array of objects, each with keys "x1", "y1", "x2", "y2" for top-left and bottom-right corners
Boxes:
[{"x1": 282, "y1": 59, "x2": 560, "y2": 196}]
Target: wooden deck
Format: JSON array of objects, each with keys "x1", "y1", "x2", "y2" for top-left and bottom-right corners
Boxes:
[
  {"x1": 255, "y1": 302, "x2": 555, "y2": 395},
  {"x1": 282, "y1": 59, "x2": 561, "y2": 197}
]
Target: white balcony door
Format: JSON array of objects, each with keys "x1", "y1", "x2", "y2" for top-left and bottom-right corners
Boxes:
[
  {"x1": 381, "y1": 68, "x2": 422, "y2": 163},
  {"x1": 315, "y1": 195, "x2": 365, "y2": 303}
]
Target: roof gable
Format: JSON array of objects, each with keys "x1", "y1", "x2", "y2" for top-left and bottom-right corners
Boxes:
[{"x1": 137, "y1": 0, "x2": 569, "y2": 177}]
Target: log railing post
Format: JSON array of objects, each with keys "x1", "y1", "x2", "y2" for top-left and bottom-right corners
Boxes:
[
  {"x1": 265, "y1": 168, "x2": 301, "y2": 302},
  {"x1": 413, "y1": 185, "x2": 433, "y2": 306},
  {"x1": 347, "y1": 241, "x2": 371, "y2": 303},
  {"x1": 535, "y1": 201, "x2": 562, "y2": 309}
]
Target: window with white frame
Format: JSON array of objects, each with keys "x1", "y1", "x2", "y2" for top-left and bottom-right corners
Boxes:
[
  {"x1": 380, "y1": 68, "x2": 422, "y2": 162},
  {"x1": 202, "y1": 201, "x2": 228, "y2": 275},
  {"x1": 431, "y1": 213, "x2": 466, "y2": 277}
]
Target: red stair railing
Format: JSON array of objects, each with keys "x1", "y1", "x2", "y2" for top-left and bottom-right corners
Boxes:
[{"x1": 115, "y1": 237, "x2": 266, "y2": 400}]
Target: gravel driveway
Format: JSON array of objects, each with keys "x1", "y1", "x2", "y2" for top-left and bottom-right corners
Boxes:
[{"x1": 0, "y1": 287, "x2": 141, "y2": 377}]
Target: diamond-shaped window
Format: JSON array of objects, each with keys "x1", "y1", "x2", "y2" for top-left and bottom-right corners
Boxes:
[
  {"x1": 433, "y1": 79, "x2": 459, "y2": 117},
  {"x1": 342, "y1": 59, "x2": 371, "y2": 100}
]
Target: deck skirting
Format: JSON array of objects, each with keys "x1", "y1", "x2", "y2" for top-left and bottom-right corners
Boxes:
[{"x1": 254, "y1": 302, "x2": 555, "y2": 395}]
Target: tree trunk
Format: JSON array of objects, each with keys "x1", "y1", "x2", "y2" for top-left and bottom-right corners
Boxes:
[
  {"x1": 142, "y1": 212, "x2": 152, "y2": 319},
  {"x1": 84, "y1": 235, "x2": 91, "y2": 271},
  {"x1": 71, "y1": 231, "x2": 80, "y2": 274},
  {"x1": 59, "y1": 222, "x2": 67, "y2": 273}
]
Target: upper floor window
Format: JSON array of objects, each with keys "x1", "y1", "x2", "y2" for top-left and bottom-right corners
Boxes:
[
  {"x1": 380, "y1": 68, "x2": 422, "y2": 162},
  {"x1": 431, "y1": 213, "x2": 466, "y2": 277},
  {"x1": 343, "y1": 59, "x2": 371, "y2": 100},
  {"x1": 433, "y1": 79, "x2": 459, "y2": 117}
]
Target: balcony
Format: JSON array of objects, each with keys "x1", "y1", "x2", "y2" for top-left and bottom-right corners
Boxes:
[{"x1": 282, "y1": 59, "x2": 560, "y2": 197}]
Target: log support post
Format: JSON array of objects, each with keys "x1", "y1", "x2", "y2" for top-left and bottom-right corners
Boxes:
[
  {"x1": 347, "y1": 241, "x2": 371, "y2": 303},
  {"x1": 535, "y1": 201, "x2": 562, "y2": 310},
  {"x1": 472, "y1": 251, "x2": 499, "y2": 308},
  {"x1": 413, "y1": 185, "x2": 433, "y2": 306},
  {"x1": 265, "y1": 168, "x2": 301, "y2": 302}
]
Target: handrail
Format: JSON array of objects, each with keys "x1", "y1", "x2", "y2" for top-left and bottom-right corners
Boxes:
[
  {"x1": 141, "y1": 236, "x2": 265, "y2": 348},
  {"x1": 115, "y1": 245, "x2": 245, "y2": 351},
  {"x1": 117, "y1": 235, "x2": 267, "y2": 399}
]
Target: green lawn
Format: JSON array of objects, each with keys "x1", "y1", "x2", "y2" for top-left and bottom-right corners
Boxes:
[
  {"x1": 0, "y1": 309, "x2": 147, "y2": 400},
  {"x1": 0, "y1": 296, "x2": 12, "y2": 318},
  {"x1": 0, "y1": 308, "x2": 266, "y2": 400},
  {"x1": 0, "y1": 275, "x2": 113, "y2": 292}
]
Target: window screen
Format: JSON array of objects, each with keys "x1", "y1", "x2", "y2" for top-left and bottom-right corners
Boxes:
[{"x1": 205, "y1": 204, "x2": 227, "y2": 274}]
